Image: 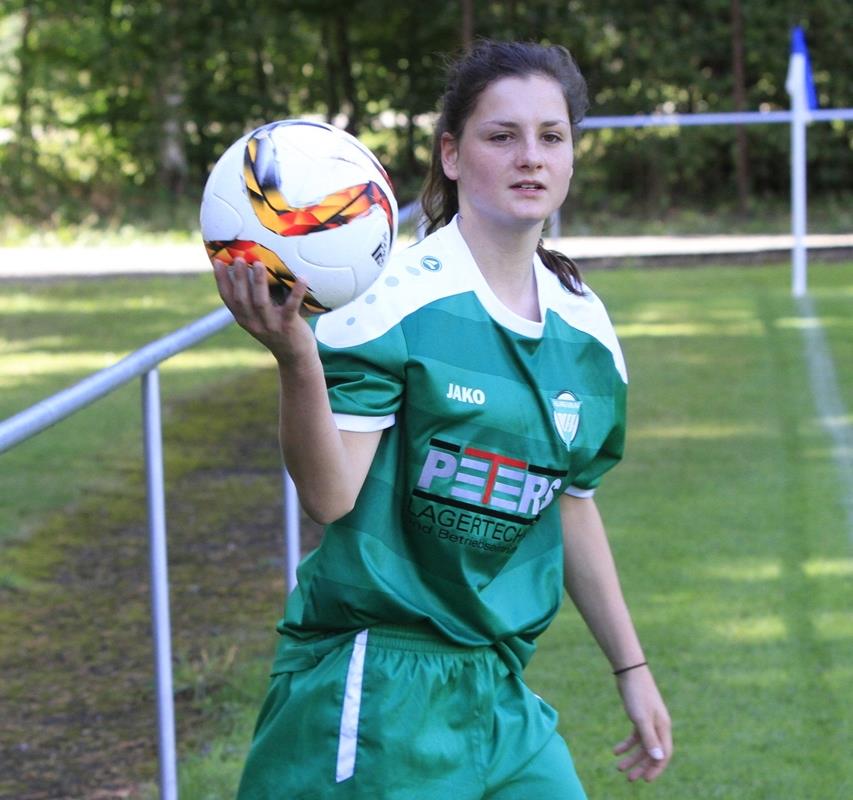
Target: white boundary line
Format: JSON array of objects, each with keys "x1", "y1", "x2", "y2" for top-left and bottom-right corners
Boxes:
[{"x1": 796, "y1": 294, "x2": 853, "y2": 544}]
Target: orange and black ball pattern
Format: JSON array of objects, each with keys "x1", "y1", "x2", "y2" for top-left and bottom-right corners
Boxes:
[
  {"x1": 244, "y1": 127, "x2": 395, "y2": 238},
  {"x1": 205, "y1": 240, "x2": 330, "y2": 314}
]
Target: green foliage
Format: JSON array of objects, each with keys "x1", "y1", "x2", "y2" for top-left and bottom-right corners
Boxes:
[{"x1": 0, "y1": 1, "x2": 850, "y2": 233}]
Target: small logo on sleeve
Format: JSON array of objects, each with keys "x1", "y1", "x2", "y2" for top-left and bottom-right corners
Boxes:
[{"x1": 552, "y1": 391, "x2": 581, "y2": 450}]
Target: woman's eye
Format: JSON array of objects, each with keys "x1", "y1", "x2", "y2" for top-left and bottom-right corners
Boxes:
[
  {"x1": 490, "y1": 132, "x2": 512, "y2": 142},
  {"x1": 543, "y1": 132, "x2": 563, "y2": 143}
]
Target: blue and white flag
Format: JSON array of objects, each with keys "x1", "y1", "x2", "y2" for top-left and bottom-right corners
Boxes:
[{"x1": 785, "y1": 26, "x2": 819, "y2": 111}]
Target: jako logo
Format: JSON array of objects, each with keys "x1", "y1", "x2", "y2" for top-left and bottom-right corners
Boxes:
[{"x1": 446, "y1": 382, "x2": 486, "y2": 405}]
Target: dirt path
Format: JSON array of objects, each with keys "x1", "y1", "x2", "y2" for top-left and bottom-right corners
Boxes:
[
  {"x1": 0, "y1": 369, "x2": 321, "y2": 799},
  {"x1": 2, "y1": 233, "x2": 853, "y2": 280}
]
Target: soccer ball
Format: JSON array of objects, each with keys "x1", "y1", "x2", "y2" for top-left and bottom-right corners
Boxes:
[{"x1": 200, "y1": 119, "x2": 398, "y2": 313}]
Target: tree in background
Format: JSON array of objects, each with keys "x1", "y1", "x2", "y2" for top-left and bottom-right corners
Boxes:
[
  {"x1": 0, "y1": 0, "x2": 849, "y2": 233},
  {"x1": 730, "y1": 0, "x2": 750, "y2": 215}
]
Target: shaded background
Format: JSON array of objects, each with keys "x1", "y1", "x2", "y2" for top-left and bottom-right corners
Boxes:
[{"x1": 1, "y1": 0, "x2": 851, "y2": 240}]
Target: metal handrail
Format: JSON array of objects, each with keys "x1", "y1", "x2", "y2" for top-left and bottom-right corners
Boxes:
[
  {"x1": 2, "y1": 305, "x2": 238, "y2": 800},
  {"x1": 0, "y1": 306, "x2": 234, "y2": 452}
]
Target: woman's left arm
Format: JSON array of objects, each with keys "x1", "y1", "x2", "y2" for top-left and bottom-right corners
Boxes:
[{"x1": 559, "y1": 494, "x2": 673, "y2": 782}]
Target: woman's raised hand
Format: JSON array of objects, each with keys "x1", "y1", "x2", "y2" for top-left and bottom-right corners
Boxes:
[{"x1": 212, "y1": 257, "x2": 319, "y2": 366}]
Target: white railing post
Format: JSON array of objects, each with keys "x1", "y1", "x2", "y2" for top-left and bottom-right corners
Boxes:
[
  {"x1": 786, "y1": 27, "x2": 811, "y2": 298},
  {"x1": 142, "y1": 368, "x2": 179, "y2": 800},
  {"x1": 283, "y1": 468, "x2": 301, "y2": 593},
  {"x1": 547, "y1": 208, "x2": 561, "y2": 239},
  {"x1": 790, "y1": 100, "x2": 808, "y2": 298}
]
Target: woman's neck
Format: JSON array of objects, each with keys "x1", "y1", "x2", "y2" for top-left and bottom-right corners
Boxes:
[{"x1": 456, "y1": 213, "x2": 543, "y2": 321}]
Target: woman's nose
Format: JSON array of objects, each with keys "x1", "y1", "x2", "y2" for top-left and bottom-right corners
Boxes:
[{"x1": 515, "y1": 137, "x2": 543, "y2": 169}]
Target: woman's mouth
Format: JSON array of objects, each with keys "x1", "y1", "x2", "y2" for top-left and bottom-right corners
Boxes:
[{"x1": 511, "y1": 181, "x2": 545, "y2": 191}]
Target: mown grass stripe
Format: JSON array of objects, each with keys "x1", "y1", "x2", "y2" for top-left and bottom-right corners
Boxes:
[{"x1": 796, "y1": 293, "x2": 853, "y2": 547}]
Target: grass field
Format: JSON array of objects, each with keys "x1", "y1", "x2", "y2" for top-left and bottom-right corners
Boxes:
[
  {"x1": 531, "y1": 261, "x2": 853, "y2": 798},
  {"x1": 0, "y1": 274, "x2": 273, "y2": 554},
  {"x1": 2, "y1": 260, "x2": 852, "y2": 798}
]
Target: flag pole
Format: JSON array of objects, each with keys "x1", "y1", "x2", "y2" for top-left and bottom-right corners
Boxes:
[{"x1": 786, "y1": 26, "x2": 817, "y2": 298}]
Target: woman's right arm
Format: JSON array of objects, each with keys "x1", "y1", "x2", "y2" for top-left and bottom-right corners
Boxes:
[{"x1": 213, "y1": 257, "x2": 381, "y2": 524}]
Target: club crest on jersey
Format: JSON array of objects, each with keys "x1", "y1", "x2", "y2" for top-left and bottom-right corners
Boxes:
[{"x1": 552, "y1": 391, "x2": 581, "y2": 450}]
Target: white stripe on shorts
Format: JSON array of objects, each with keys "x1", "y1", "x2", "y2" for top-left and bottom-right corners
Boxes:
[{"x1": 335, "y1": 629, "x2": 369, "y2": 783}]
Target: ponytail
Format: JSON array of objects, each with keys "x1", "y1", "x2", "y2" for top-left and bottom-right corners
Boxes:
[{"x1": 537, "y1": 240, "x2": 585, "y2": 296}]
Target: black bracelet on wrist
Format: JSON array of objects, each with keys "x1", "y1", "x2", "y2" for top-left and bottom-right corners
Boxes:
[{"x1": 612, "y1": 660, "x2": 648, "y2": 676}]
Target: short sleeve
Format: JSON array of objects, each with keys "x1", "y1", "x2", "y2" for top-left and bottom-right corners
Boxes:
[
  {"x1": 564, "y1": 378, "x2": 627, "y2": 497},
  {"x1": 316, "y1": 321, "x2": 408, "y2": 432}
]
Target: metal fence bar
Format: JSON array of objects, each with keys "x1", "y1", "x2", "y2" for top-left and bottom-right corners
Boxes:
[
  {"x1": 810, "y1": 108, "x2": 853, "y2": 122},
  {"x1": 283, "y1": 470, "x2": 301, "y2": 591},
  {"x1": 582, "y1": 110, "x2": 794, "y2": 128},
  {"x1": 579, "y1": 105, "x2": 852, "y2": 296},
  {"x1": 582, "y1": 108, "x2": 853, "y2": 128},
  {"x1": 142, "y1": 368, "x2": 178, "y2": 800},
  {"x1": 0, "y1": 297, "x2": 315, "y2": 797},
  {"x1": 790, "y1": 92, "x2": 809, "y2": 296},
  {"x1": 0, "y1": 305, "x2": 237, "y2": 800},
  {"x1": 0, "y1": 306, "x2": 235, "y2": 453}
]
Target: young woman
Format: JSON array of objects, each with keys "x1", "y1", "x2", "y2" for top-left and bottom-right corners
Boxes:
[{"x1": 215, "y1": 39, "x2": 671, "y2": 800}]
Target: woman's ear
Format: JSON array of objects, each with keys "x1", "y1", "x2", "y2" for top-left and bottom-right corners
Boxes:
[{"x1": 440, "y1": 132, "x2": 459, "y2": 181}]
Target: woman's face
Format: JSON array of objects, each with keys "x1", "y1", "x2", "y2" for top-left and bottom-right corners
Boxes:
[{"x1": 441, "y1": 73, "x2": 574, "y2": 233}]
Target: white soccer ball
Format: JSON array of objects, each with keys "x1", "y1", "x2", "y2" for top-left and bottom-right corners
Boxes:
[{"x1": 200, "y1": 119, "x2": 398, "y2": 313}]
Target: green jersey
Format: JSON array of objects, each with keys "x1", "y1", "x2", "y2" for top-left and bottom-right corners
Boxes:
[{"x1": 273, "y1": 217, "x2": 627, "y2": 675}]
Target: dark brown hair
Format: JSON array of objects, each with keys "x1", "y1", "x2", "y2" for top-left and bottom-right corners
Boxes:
[{"x1": 421, "y1": 39, "x2": 589, "y2": 294}]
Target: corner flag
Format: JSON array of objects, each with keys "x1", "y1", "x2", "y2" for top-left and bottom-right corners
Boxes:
[{"x1": 785, "y1": 26, "x2": 818, "y2": 111}]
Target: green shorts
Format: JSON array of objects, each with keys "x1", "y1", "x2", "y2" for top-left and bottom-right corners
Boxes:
[{"x1": 237, "y1": 625, "x2": 587, "y2": 799}]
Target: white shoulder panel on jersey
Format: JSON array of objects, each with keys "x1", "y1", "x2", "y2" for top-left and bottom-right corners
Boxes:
[
  {"x1": 537, "y1": 263, "x2": 628, "y2": 384},
  {"x1": 314, "y1": 222, "x2": 472, "y2": 349}
]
